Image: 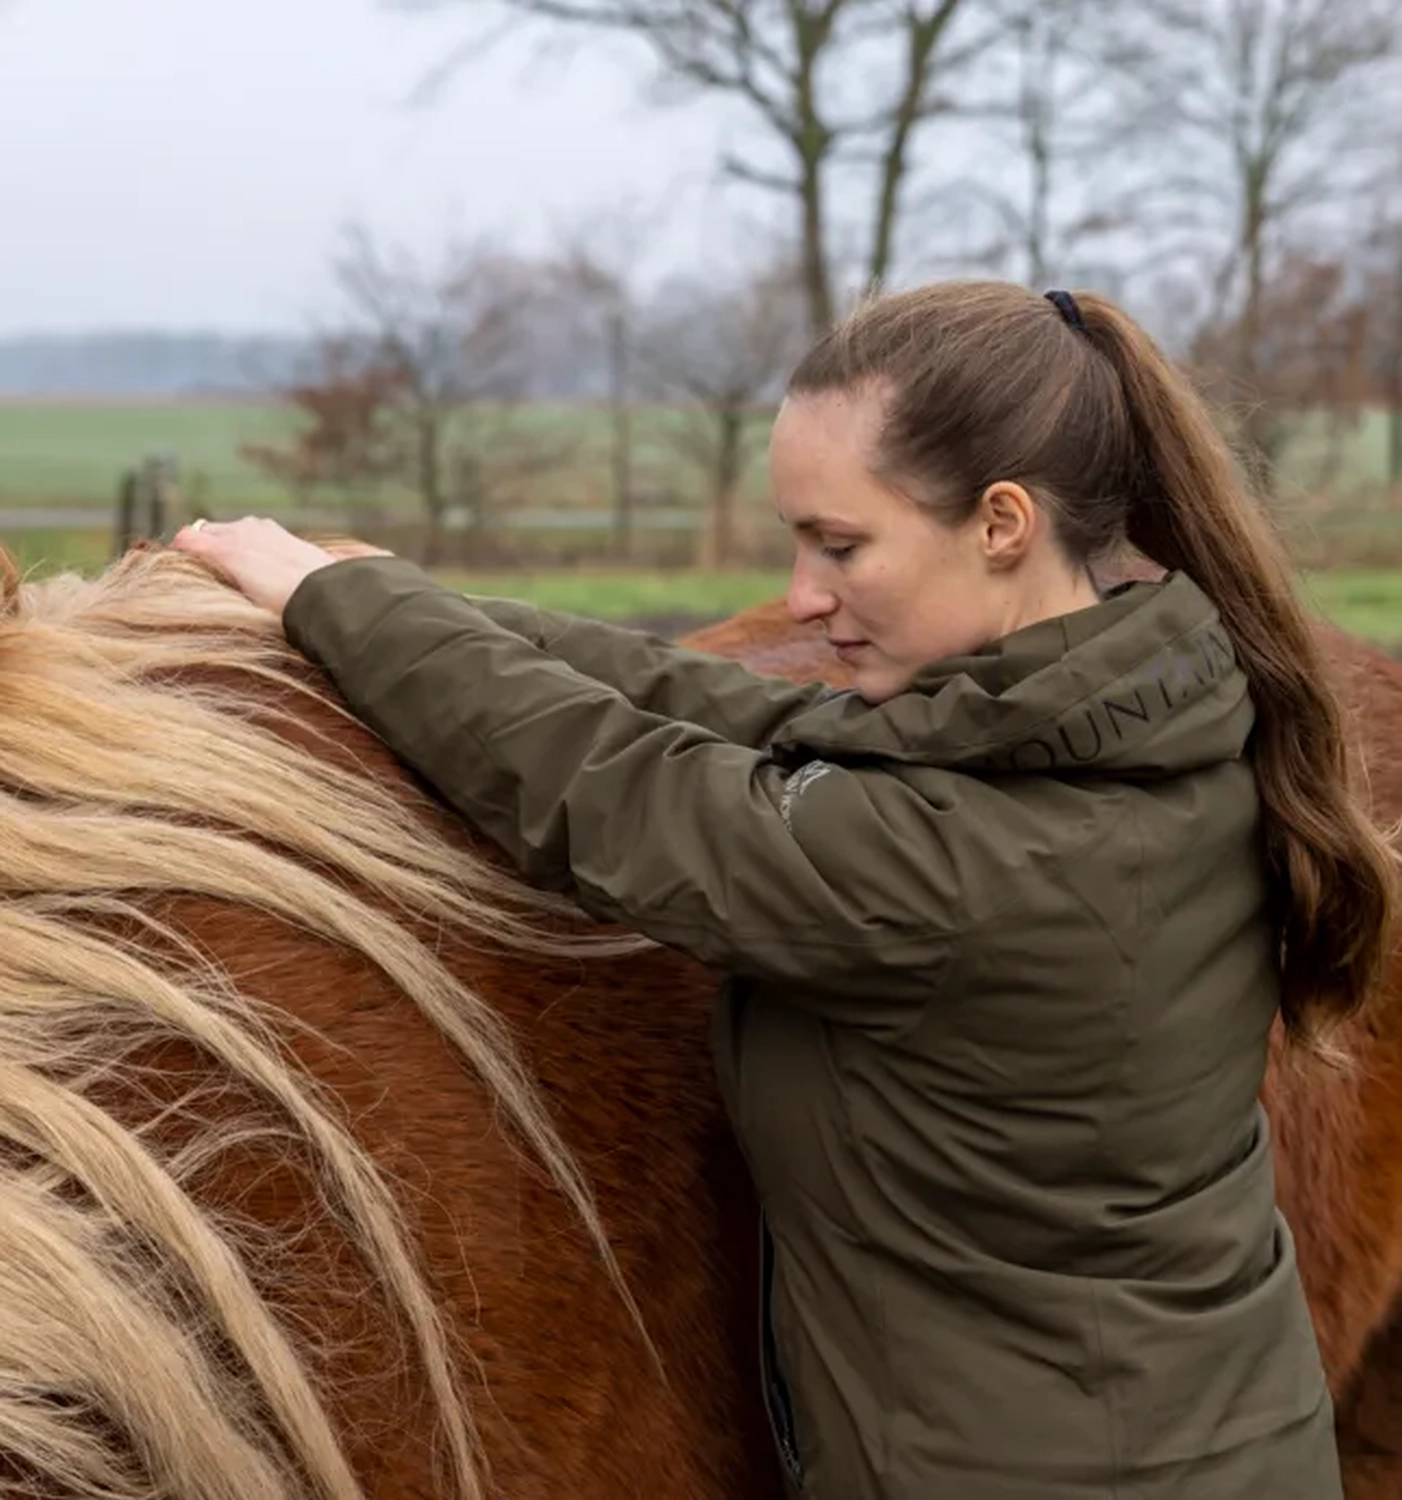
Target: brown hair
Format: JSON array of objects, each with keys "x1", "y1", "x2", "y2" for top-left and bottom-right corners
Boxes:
[{"x1": 788, "y1": 279, "x2": 1398, "y2": 1044}]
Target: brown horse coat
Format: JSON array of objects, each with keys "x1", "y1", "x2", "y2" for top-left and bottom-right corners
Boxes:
[{"x1": 0, "y1": 546, "x2": 779, "y2": 1500}]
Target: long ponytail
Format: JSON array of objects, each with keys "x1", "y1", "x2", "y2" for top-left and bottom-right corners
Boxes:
[{"x1": 1076, "y1": 292, "x2": 1398, "y2": 1043}]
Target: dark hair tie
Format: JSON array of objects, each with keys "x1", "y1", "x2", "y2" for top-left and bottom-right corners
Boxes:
[{"x1": 1044, "y1": 289, "x2": 1085, "y2": 330}]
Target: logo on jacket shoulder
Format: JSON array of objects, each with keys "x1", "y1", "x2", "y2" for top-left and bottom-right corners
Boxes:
[
  {"x1": 979, "y1": 622, "x2": 1240, "y2": 774},
  {"x1": 779, "y1": 761, "x2": 833, "y2": 830}
]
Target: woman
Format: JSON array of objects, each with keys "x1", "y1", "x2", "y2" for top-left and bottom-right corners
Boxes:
[{"x1": 174, "y1": 281, "x2": 1396, "y2": 1499}]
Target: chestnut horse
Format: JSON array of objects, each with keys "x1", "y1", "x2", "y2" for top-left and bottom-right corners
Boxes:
[
  {"x1": 3, "y1": 538, "x2": 1402, "y2": 1499},
  {"x1": 0, "y1": 544, "x2": 777, "y2": 1500}
]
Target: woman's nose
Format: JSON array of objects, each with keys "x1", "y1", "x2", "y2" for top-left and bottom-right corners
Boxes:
[{"x1": 786, "y1": 561, "x2": 837, "y2": 624}]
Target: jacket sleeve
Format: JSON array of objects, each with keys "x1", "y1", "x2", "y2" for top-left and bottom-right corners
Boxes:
[
  {"x1": 364, "y1": 560, "x2": 832, "y2": 748},
  {"x1": 283, "y1": 558, "x2": 961, "y2": 1029}
]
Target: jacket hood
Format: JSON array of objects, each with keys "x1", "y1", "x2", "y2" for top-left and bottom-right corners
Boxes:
[{"x1": 768, "y1": 572, "x2": 1254, "y2": 779}]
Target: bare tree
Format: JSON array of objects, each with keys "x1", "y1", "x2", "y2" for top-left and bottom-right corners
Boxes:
[
  {"x1": 639, "y1": 257, "x2": 808, "y2": 565},
  {"x1": 240, "y1": 339, "x2": 402, "y2": 517},
  {"x1": 1107, "y1": 0, "x2": 1399, "y2": 489},
  {"x1": 926, "y1": 0, "x2": 1138, "y2": 287},
  {"x1": 332, "y1": 227, "x2": 562, "y2": 562},
  {"x1": 1385, "y1": 235, "x2": 1402, "y2": 487},
  {"x1": 1192, "y1": 251, "x2": 1377, "y2": 492},
  {"x1": 396, "y1": 0, "x2": 1002, "y2": 333},
  {"x1": 548, "y1": 207, "x2": 661, "y2": 558}
]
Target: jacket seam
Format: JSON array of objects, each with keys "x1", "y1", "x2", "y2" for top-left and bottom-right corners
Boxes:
[
  {"x1": 1082, "y1": 794, "x2": 1143, "y2": 1498},
  {"x1": 829, "y1": 1026, "x2": 898, "y2": 1484},
  {"x1": 883, "y1": 803, "x2": 1111, "y2": 1047},
  {"x1": 1090, "y1": 1285, "x2": 1124, "y2": 1499},
  {"x1": 426, "y1": 697, "x2": 956, "y2": 961}
]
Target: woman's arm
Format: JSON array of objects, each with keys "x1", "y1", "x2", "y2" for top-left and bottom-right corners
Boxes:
[
  {"x1": 375, "y1": 559, "x2": 835, "y2": 748},
  {"x1": 284, "y1": 558, "x2": 959, "y2": 1032}
]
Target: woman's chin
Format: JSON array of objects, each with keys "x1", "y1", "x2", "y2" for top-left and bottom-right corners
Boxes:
[{"x1": 852, "y1": 663, "x2": 907, "y2": 705}]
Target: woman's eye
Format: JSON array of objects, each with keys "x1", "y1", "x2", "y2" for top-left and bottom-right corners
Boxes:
[{"x1": 821, "y1": 543, "x2": 857, "y2": 563}]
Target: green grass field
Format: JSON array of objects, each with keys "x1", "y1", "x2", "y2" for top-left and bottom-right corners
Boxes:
[
  {"x1": 0, "y1": 399, "x2": 776, "y2": 518},
  {"x1": 2, "y1": 394, "x2": 1400, "y2": 642},
  {"x1": 435, "y1": 568, "x2": 788, "y2": 621},
  {"x1": 1298, "y1": 571, "x2": 1402, "y2": 648},
  {"x1": 5, "y1": 528, "x2": 117, "y2": 576},
  {"x1": 0, "y1": 401, "x2": 298, "y2": 509},
  {"x1": 0, "y1": 397, "x2": 1393, "y2": 514}
]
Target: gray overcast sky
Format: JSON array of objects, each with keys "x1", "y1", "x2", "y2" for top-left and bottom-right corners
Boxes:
[{"x1": 0, "y1": 0, "x2": 746, "y2": 334}]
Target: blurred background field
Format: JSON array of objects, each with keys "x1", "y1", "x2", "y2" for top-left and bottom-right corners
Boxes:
[
  {"x1": 4, "y1": 394, "x2": 1401, "y2": 643},
  {"x1": 3, "y1": 1, "x2": 1402, "y2": 646},
  {"x1": 0, "y1": 398, "x2": 1393, "y2": 520},
  {"x1": 10, "y1": 516, "x2": 1402, "y2": 649}
]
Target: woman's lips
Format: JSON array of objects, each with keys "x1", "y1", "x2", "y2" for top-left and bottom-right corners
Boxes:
[{"x1": 831, "y1": 640, "x2": 869, "y2": 664}]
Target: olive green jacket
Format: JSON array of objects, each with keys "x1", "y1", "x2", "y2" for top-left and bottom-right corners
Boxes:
[{"x1": 284, "y1": 558, "x2": 1340, "y2": 1500}]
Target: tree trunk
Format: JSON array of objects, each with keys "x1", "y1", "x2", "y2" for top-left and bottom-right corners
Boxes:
[
  {"x1": 868, "y1": 104, "x2": 915, "y2": 295},
  {"x1": 1022, "y1": 17, "x2": 1053, "y2": 289},
  {"x1": 1389, "y1": 362, "x2": 1401, "y2": 488},
  {"x1": 608, "y1": 307, "x2": 634, "y2": 559},
  {"x1": 1026, "y1": 125, "x2": 1051, "y2": 288},
  {"x1": 799, "y1": 158, "x2": 833, "y2": 335},
  {"x1": 1391, "y1": 241, "x2": 1402, "y2": 488},
  {"x1": 705, "y1": 408, "x2": 745, "y2": 568},
  {"x1": 1238, "y1": 181, "x2": 1277, "y2": 498},
  {"x1": 422, "y1": 513, "x2": 446, "y2": 568},
  {"x1": 868, "y1": 3, "x2": 961, "y2": 295},
  {"x1": 416, "y1": 409, "x2": 445, "y2": 567}
]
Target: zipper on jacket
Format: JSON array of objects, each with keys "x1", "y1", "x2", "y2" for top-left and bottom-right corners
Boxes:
[{"x1": 759, "y1": 1215, "x2": 807, "y2": 1493}]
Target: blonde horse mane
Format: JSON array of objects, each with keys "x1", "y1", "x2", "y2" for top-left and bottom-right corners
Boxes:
[{"x1": 0, "y1": 544, "x2": 649, "y2": 1499}]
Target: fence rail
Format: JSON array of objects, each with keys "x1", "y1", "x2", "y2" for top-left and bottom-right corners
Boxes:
[{"x1": 0, "y1": 504, "x2": 715, "y2": 533}]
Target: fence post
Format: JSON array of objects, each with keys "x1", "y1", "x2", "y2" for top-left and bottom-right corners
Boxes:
[
  {"x1": 113, "y1": 453, "x2": 183, "y2": 558},
  {"x1": 145, "y1": 452, "x2": 180, "y2": 537},
  {"x1": 113, "y1": 469, "x2": 140, "y2": 559}
]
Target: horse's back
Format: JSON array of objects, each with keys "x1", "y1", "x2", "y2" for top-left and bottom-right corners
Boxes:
[
  {"x1": 0, "y1": 549, "x2": 778, "y2": 1500},
  {"x1": 180, "y1": 893, "x2": 768, "y2": 1498}
]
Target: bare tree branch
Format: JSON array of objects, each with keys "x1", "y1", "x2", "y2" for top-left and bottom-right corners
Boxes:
[
  {"x1": 317, "y1": 226, "x2": 560, "y2": 561},
  {"x1": 636, "y1": 254, "x2": 808, "y2": 564},
  {"x1": 403, "y1": 13, "x2": 527, "y2": 107},
  {"x1": 393, "y1": 0, "x2": 1005, "y2": 331},
  {"x1": 894, "y1": 0, "x2": 1154, "y2": 287},
  {"x1": 720, "y1": 151, "x2": 802, "y2": 193},
  {"x1": 1099, "y1": 0, "x2": 1399, "y2": 489}
]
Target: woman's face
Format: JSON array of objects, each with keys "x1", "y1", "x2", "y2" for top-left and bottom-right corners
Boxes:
[{"x1": 770, "y1": 389, "x2": 1028, "y2": 703}]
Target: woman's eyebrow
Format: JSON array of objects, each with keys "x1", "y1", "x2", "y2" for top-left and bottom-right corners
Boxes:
[{"x1": 784, "y1": 513, "x2": 865, "y2": 534}]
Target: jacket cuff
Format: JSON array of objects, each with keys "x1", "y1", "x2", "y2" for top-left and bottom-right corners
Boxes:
[{"x1": 283, "y1": 555, "x2": 440, "y2": 670}]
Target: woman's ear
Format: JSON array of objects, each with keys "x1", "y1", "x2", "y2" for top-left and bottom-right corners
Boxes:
[{"x1": 976, "y1": 481, "x2": 1038, "y2": 571}]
